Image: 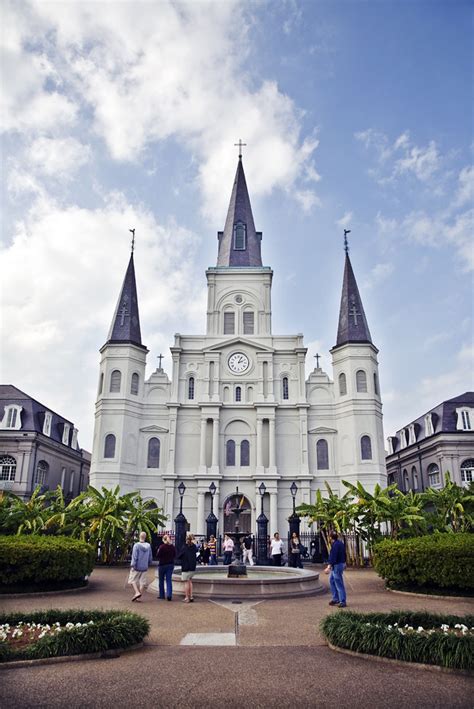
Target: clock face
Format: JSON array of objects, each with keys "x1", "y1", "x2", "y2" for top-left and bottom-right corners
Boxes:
[{"x1": 228, "y1": 352, "x2": 250, "y2": 374}]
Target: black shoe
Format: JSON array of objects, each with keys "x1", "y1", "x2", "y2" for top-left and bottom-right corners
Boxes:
[
  {"x1": 328, "y1": 600, "x2": 338, "y2": 606},
  {"x1": 189, "y1": 597, "x2": 194, "y2": 602},
  {"x1": 158, "y1": 596, "x2": 165, "y2": 600},
  {"x1": 167, "y1": 597, "x2": 172, "y2": 601},
  {"x1": 338, "y1": 603, "x2": 347, "y2": 608}
]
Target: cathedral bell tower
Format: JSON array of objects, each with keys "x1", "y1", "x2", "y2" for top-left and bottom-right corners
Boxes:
[{"x1": 330, "y1": 235, "x2": 386, "y2": 489}]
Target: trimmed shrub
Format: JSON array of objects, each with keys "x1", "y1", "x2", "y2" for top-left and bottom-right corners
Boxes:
[
  {"x1": 372, "y1": 533, "x2": 474, "y2": 591},
  {"x1": 0, "y1": 609, "x2": 150, "y2": 662},
  {"x1": 0, "y1": 536, "x2": 95, "y2": 590},
  {"x1": 321, "y1": 610, "x2": 474, "y2": 670}
]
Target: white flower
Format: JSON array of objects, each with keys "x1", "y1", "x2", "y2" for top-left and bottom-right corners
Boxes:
[
  {"x1": 441, "y1": 624, "x2": 450, "y2": 632},
  {"x1": 417, "y1": 627, "x2": 424, "y2": 632}
]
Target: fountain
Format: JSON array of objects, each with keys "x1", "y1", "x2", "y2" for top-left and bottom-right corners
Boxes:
[{"x1": 227, "y1": 487, "x2": 248, "y2": 578}]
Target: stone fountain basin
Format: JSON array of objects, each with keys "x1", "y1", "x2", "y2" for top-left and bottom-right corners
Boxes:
[{"x1": 148, "y1": 565, "x2": 323, "y2": 600}]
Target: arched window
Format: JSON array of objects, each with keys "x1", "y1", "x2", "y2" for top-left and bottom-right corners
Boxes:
[
  {"x1": 235, "y1": 386, "x2": 242, "y2": 402},
  {"x1": 412, "y1": 466, "x2": 418, "y2": 490},
  {"x1": 226, "y1": 440, "x2": 235, "y2": 466},
  {"x1": 130, "y1": 373, "x2": 139, "y2": 395},
  {"x1": 427, "y1": 463, "x2": 441, "y2": 488},
  {"x1": 188, "y1": 377, "x2": 195, "y2": 400},
  {"x1": 0, "y1": 455, "x2": 16, "y2": 481},
  {"x1": 356, "y1": 370, "x2": 367, "y2": 393},
  {"x1": 98, "y1": 373, "x2": 104, "y2": 395},
  {"x1": 361, "y1": 435, "x2": 372, "y2": 460},
  {"x1": 403, "y1": 469, "x2": 409, "y2": 491},
  {"x1": 233, "y1": 221, "x2": 247, "y2": 250},
  {"x1": 110, "y1": 370, "x2": 121, "y2": 393},
  {"x1": 147, "y1": 438, "x2": 160, "y2": 468},
  {"x1": 241, "y1": 439, "x2": 250, "y2": 466},
  {"x1": 282, "y1": 377, "x2": 289, "y2": 400},
  {"x1": 247, "y1": 386, "x2": 253, "y2": 402},
  {"x1": 224, "y1": 311, "x2": 235, "y2": 334},
  {"x1": 34, "y1": 460, "x2": 49, "y2": 487},
  {"x1": 104, "y1": 434, "x2": 116, "y2": 459},
  {"x1": 373, "y1": 372, "x2": 379, "y2": 396},
  {"x1": 316, "y1": 439, "x2": 329, "y2": 470},
  {"x1": 460, "y1": 459, "x2": 474, "y2": 487},
  {"x1": 243, "y1": 311, "x2": 254, "y2": 334},
  {"x1": 223, "y1": 386, "x2": 230, "y2": 402},
  {"x1": 339, "y1": 373, "x2": 347, "y2": 396}
]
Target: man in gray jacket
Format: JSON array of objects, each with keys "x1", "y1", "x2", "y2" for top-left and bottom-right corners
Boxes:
[{"x1": 128, "y1": 531, "x2": 153, "y2": 601}]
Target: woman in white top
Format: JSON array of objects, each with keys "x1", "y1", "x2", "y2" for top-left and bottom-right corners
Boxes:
[
  {"x1": 223, "y1": 534, "x2": 234, "y2": 565},
  {"x1": 270, "y1": 532, "x2": 284, "y2": 566}
]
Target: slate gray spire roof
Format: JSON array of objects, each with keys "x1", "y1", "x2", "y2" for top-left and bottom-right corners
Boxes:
[
  {"x1": 217, "y1": 157, "x2": 263, "y2": 267},
  {"x1": 335, "y1": 251, "x2": 373, "y2": 347},
  {"x1": 105, "y1": 253, "x2": 145, "y2": 349}
]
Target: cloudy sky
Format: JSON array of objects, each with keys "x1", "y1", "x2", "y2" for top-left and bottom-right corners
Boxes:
[{"x1": 1, "y1": 0, "x2": 473, "y2": 450}]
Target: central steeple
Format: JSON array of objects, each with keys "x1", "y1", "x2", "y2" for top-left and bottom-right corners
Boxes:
[{"x1": 217, "y1": 157, "x2": 263, "y2": 267}]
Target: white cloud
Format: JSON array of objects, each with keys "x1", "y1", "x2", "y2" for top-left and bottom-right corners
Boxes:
[
  {"x1": 362, "y1": 262, "x2": 394, "y2": 290},
  {"x1": 28, "y1": 137, "x2": 91, "y2": 178},
  {"x1": 455, "y1": 165, "x2": 474, "y2": 207},
  {"x1": 393, "y1": 140, "x2": 440, "y2": 182},
  {"x1": 336, "y1": 211, "x2": 353, "y2": 228}
]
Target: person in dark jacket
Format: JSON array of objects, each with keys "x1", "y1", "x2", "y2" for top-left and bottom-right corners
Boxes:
[
  {"x1": 156, "y1": 534, "x2": 176, "y2": 601},
  {"x1": 324, "y1": 530, "x2": 347, "y2": 607},
  {"x1": 178, "y1": 534, "x2": 198, "y2": 603}
]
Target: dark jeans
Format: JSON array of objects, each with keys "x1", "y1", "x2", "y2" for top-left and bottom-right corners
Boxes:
[
  {"x1": 210, "y1": 554, "x2": 218, "y2": 566},
  {"x1": 289, "y1": 552, "x2": 303, "y2": 569},
  {"x1": 158, "y1": 563, "x2": 174, "y2": 599},
  {"x1": 223, "y1": 551, "x2": 233, "y2": 565},
  {"x1": 272, "y1": 554, "x2": 282, "y2": 566}
]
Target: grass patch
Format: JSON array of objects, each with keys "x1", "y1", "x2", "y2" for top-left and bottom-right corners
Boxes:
[
  {"x1": 0, "y1": 609, "x2": 150, "y2": 663},
  {"x1": 320, "y1": 610, "x2": 474, "y2": 671}
]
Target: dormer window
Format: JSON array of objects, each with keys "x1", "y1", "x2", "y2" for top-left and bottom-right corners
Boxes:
[
  {"x1": 62, "y1": 423, "x2": 71, "y2": 446},
  {"x1": 71, "y1": 428, "x2": 78, "y2": 450},
  {"x1": 233, "y1": 222, "x2": 247, "y2": 250},
  {"x1": 408, "y1": 424, "x2": 416, "y2": 445},
  {"x1": 1, "y1": 405, "x2": 22, "y2": 430},
  {"x1": 456, "y1": 407, "x2": 473, "y2": 431},
  {"x1": 387, "y1": 437, "x2": 394, "y2": 455},
  {"x1": 43, "y1": 412, "x2": 52, "y2": 437},
  {"x1": 425, "y1": 414, "x2": 434, "y2": 436}
]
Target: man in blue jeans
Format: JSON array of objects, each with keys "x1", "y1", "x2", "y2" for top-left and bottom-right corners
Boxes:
[{"x1": 324, "y1": 530, "x2": 347, "y2": 608}]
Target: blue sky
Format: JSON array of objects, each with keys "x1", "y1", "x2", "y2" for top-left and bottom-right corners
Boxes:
[{"x1": 1, "y1": 0, "x2": 473, "y2": 449}]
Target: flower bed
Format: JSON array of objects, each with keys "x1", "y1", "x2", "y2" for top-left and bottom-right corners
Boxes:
[
  {"x1": 0, "y1": 609, "x2": 150, "y2": 663},
  {"x1": 320, "y1": 610, "x2": 474, "y2": 671}
]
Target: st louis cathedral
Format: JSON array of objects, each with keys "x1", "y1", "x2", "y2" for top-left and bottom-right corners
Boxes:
[{"x1": 90, "y1": 156, "x2": 386, "y2": 533}]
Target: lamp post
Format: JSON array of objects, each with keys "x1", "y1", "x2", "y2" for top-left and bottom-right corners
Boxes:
[
  {"x1": 256, "y1": 481, "x2": 268, "y2": 565},
  {"x1": 174, "y1": 481, "x2": 187, "y2": 552},
  {"x1": 206, "y1": 481, "x2": 218, "y2": 539},
  {"x1": 288, "y1": 481, "x2": 300, "y2": 537}
]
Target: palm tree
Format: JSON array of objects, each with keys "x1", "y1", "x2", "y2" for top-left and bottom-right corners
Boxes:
[
  {"x1": 422, "y1": 472, "x2": 474, "y2": 532},
  {"x1": 119, "y1": 492, "x2": 167, "y2": 561}
]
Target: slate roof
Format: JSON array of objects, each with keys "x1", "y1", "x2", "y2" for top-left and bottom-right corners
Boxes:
[
  {"x1": 334, "y1": 252, "x2": 373, "y2": 348},
  {"x1": 217, "y1": 157, "x2": 263, "y2": 267},
  {"x1": 0, "y1": 384, "x2": 79, "y2": 448},
  {"x1": 106, "y1": 253, "x2": 145, "y2": 349}
]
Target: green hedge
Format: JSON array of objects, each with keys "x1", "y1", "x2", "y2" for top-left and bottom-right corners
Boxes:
[
  {"x1": 321, "y1": 610, "x2": 474, "y2": 670},
  {"x1": 0, "y1": 609, "x2": 150, "y2": 662},
  {"x1": 0, "y1": 536, "x2": 95, "y2": 589},
  {"x1": 372, "y1": 534, "x2": 474, "y2": 591}
]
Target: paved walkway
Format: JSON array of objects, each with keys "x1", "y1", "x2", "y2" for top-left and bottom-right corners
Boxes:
[{"x1": 1, "y1": 566, "x2": 472, "y2": 708}]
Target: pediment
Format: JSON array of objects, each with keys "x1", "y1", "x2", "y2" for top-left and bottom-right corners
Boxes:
[
  {"x1": 308, "y1": 426, "x2": 337, "y2": 435},
  {"x1": 203, "y1": 337, "x2": 274, "y2": 353},
  {"x1": 139, "y1": 425, "x2": 169, "y2": 433}
]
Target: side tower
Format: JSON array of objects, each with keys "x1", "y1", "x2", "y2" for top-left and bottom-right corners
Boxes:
[
  {"x1": 330, "y1": 238, "x2": 386, "y2": 491},
  {"x1": 90, "y1": 248, "x2": 148, "y2": 491}
]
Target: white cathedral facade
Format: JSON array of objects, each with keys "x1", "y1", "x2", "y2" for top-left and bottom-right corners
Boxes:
[{"x1": 90, "y1": 156, "x2": 386, "y2": 535}]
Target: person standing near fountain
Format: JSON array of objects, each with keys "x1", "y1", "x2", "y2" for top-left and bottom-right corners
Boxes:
[
  {"x1": 270, "y1": 532, "x2": 284, "y2": 566},
  {"x1": 178, "y1": 533, "x2": 198, "y2": 603},
  {"x1": 223, "y1": 534, "x2": 234, "y2": 565},
  {"x1": 156, "y1": 534, "x2": 176, "y2": 601},
  {"x1": 242, "y1": 534, "x2": 255, "y2": 566},
  {"x1": 208, "y1": 535, "x2": 218, "y2": 565},
  {"x1": 289, "y1": 532, "x2": 303, "y2": 569},
  {"x1": 325, "y1": 530, "x2": 347, "y2": 608}
]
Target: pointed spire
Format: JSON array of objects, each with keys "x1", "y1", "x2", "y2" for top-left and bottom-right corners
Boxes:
[
  {"x1": 217, "y1": 158, "x2": 262, "y2": 267},
  {"x1": 335, "y1": 244, "x2": 373, "y2": 348},
  {"x1": 105, "y1": 252, "x2": 145, "y2": 349}
]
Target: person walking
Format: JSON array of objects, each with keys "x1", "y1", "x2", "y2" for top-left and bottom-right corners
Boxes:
[
  {"x1": 325, "y1": 530, "x2": 347, "y2": 608},
  {"x1": 270, "y1": 532, "x2": 284, "y2": 566},
  {"x1": 289, "y1": 532, "x2": 303, "y2": 569},
  {"x1": 223, "y1": 534, "x2": 234, "y2": 565},
  {"x1": 128, "y1": 531, "x2": 153, "y2": 602},
  {"x1": 208, "y1": 535, "x2": 218, "y2": 565},
  {"x1": 156, "y1": 534, "x2": 176, "y2": 601},
  {"x1": 178, "y1": 533, "x2": 198, "y2": 603},
  {"x1": 242, "y1": 534, "x2": 254, "y2": 566}
]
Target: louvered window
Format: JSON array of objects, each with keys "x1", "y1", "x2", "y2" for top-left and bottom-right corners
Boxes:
[
  {"x1": 243, "y1": 311, "x2": 254, "y2": 334},
  {"x1": 110, "y1": 370, "x2": 121, "y2": 393},
  {"x1": 224, "y1": 312, "x2": 235, "y2": 334},
  {"x1": 234, "y1": 222, "x2": 246, "y2": 250},
  {"x1": 356, "y1": 370, "x2": 367, "y2": 393}
]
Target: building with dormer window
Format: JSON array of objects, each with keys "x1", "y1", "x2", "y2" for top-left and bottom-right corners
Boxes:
[
  {"x1": 0, "y1": 385, "x2": 90, "y2": 499},
  {"x1": 386, "y1": 392, "x2": 474, "y2": 491},
  {"x1": 90, "y1": 156, "x2": 386, "y2": 533}
]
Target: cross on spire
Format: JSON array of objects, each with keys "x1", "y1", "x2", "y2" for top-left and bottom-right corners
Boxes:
[
  {"x1": 343, "y1": 228, "x2": 351, "y2": 254},
  {"x1": 349, "y1": 296, "x2": 359, "y2": 325},
  {"x1": 234, "y1": 139, "x2": 247, "y2": 159},
  {"x1": 129, "y1": 228, "x2": 135, "y2": 253},
  {"x1": 314, "y1": 353, "x2": 321, "y2": 368},
  {"x1": 119, "y1": 302, "x2": 129, "y2": 326},
  {"x1": 157, "y1": 353, "x2": 164, "y2": 369}
]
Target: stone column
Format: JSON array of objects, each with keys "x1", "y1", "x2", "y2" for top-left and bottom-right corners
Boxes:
[
  {"x1": 196, "y1": 491, "x2": 205, "y2": 535},
  {"x1": 166, "y1": 409, "x2": 178, "y2": 474},
  {"x1": 270, "y1": 491, "x2": 278, "y2": 535},
  {"x1": 269, "y1": 418, "x2": 276, "y2": 469},
  {"x1": 211, "y1": 418, "x2": 219, "y2": 467},
  {"x1": 199, "y1": 418, "x2": 207, "y2": 469},
  {"x1": 256, "y1": 418, "x2": 263, "y2": 472}
]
